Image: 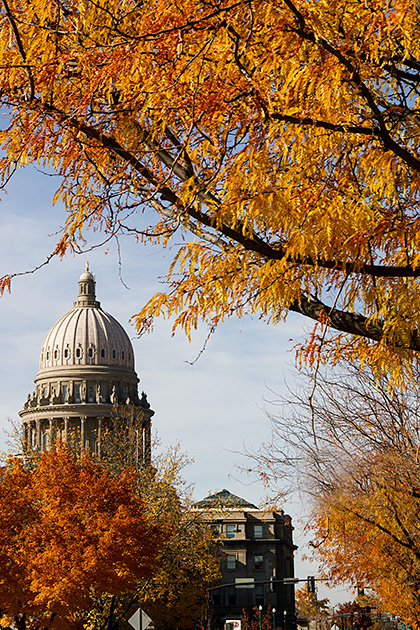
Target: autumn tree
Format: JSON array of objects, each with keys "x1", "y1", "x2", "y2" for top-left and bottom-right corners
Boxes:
[
  {"x1": 98, "y1": 403, "x2": 151, "y2": 476},
  {"x1": 0, "y1": 444, "x2": 164, "y2": 630},
  {"x1": 241, "y1": 606, "x2": 275, "y2": 630},
  {"x1": 335, "y1": 602, "x2": 373, "y2": 630},
  {"x1": 295, "y1": 587, "x2": 330, "y2": 624},
  {"x1": 3, "y1": 1, "x2": 420, "y2": 373},
  {"x1": 130, "y1": 446, "x2": 221, "y2": 630},
  {"x1": 253, "y1": 365, "x2": 420, "y2": 627},
  {"x1": 87, "y1": 415, "x2": 221, "y2": 630}
]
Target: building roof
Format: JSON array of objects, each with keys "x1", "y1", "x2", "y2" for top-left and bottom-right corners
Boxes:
[{"x1": 195, "y1": 489, "x2": 257, "y2": 509}]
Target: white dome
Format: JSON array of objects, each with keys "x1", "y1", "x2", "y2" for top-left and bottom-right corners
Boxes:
[
  {"x1": 19, "y1": 267, "x2": 153, "y2": 464},
  {"x1": 39, "y1": 306, "x2": 134, "y2": 371}
]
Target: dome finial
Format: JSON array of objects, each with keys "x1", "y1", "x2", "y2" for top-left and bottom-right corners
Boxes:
[{"x1": 85, "y1": 261, "x2": 89, "y2": 272}]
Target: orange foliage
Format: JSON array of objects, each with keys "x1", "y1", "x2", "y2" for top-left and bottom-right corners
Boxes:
[
  {"x1": 2, "y1": 1, "x2": 420, "y2": 374},
  {"x1": 0, "y1": 445, "x2": 164, "y2": 630},
  {"x1": 256, "y1": 365, "x2": 420, "y2": 626}
]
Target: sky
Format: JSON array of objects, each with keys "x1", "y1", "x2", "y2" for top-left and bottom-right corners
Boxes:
[{"x1": 0, "y1": 164, "x2": 353, "y2": 606}]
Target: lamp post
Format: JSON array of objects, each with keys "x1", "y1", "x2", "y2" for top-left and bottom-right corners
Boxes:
[
  {"x1": 283, "y1": 610, "x2": 287, "y2": 630},
  {"x1": 259, "y1": 606, "x2": 263, "y2": 630},
  {"x1": 272, "y1": 608, "x2": 276, "y2": 630}
]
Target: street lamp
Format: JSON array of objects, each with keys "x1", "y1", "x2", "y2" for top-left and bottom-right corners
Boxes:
[
  {"x1": 272, "y1": 608, "x2": 276, "y2": 630},
  {"x1": 259, "y1": 606, "x2": 263, "y2": 630},
  {"x1": 283, "y1": 610, "x2": 287, "y2": 630}
]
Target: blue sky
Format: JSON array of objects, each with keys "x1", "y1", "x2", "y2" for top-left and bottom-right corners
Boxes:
[{"x1": 0, "y1": 165, "x2": 353, "y2": 605}]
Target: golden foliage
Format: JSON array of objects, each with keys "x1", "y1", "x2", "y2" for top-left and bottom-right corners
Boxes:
[
  {"x1": 134, "y1": 448, "x2": 221, "y2": 630},
  {"x1": 87, "y1": 413, "x2": 221, "y2": 630},
  {"x1": 3, "y1": 0, "x2": 420, "y2": 372},
  {"x1": 295, "y1": 588, "x2": 330, "y2": 621},
  {"x1": 252, "y1": 365, "x2": 420, "y2": 626},
  {"x1": 265, "y1": 366, "x2": 420, "y2": 627}
]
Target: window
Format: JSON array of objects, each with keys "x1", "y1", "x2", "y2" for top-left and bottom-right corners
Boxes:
[
  {"x1": 212, "y1": 589, "x2": 221, "y2": 607},
  {"x1": 226, "y1": 555, "x2": 237, "y2": 571},
  {"x1": 64, "y1": 348, "x2": 69, "y2": 359},
  {"x1": 75, "y1": 384, "x2": 81, "y2": 403},
  {"x1": 76, "y1": 348, "x2": 81, "y2": 358},
  {"x1": 112, "y1": 349, "x2": 116, "y2": 359},
  {"x1": 254, "y1": 524, "x2": 263, "y2": 539},
  {"x1": 88, "y1": 385, "x2": 95, "y2": 403},
  {"x1": 227, "y1": 586, "x2": 236, "y2": 606},
  {"x1": 255, "y1": 584, "x2": 264, "y2": 606},
  {"x1": 226, "y1": 524, "x2": 236, "y2": 539},
  {"x1": 88, "y1": 347, "x2": 93, "y2": 358},
  {"x1": 254, "y1": 555, "x2": 264, "y2": 571},
  {"x1": 122, "y1": 351, "x2": 125, "y2": 360},
  {"x1": 101, "y1": 349, "x2": 105, "y2": 358},
  {"x1": 54, "y1": 349, "x2": 58, "y2": 359},
  {"x1": 210, "y1": 524, "x2": 221, "y2": 536},
  {"x1": 46, "y1": 351, "x2": 50, "y2": 360}
]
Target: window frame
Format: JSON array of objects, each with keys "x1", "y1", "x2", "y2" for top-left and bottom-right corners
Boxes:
[
  {"x1": 226, "y1": 524, "x2": 236, "y2": 539},
  {"x1": 254, "y1": 554, "x2": 264, "y2": 571},
  {"x1": 226, "y1": 554, "x2": 237, "y2": 571},
  {"x1": 254, "y1": 524, "x2": 264, "y2": 539}
]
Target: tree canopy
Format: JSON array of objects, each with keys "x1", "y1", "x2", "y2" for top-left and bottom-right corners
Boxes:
[
  {"x1": 132, "y1": 445, "x2": 221, "y2": 630},
  {"x1": 295, "y1": 587, "x2": 330, "y2": 622},
  {"x1": 257, "y1": 365, "x2": 420, "y2": 627},
  {"x1": 84, "y1": 412, "x2": 221, "y2": 630},
  {"x1": 2, "y1": 0, "x2": 420, "y2": 372},
  {"x1": 0, "y1": 445, "x2": 164, "y2": 630}
]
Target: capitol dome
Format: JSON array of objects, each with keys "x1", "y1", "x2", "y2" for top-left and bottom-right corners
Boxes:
[
  {"x1": 19, "y1": 265, "x2": 153, "y2": 462},
  {"x1": 39, "y1": 275, "x2": 135, "y2": 373}
]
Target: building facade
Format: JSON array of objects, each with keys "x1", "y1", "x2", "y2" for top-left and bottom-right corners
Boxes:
[
  {"x1": 19, "y1": 265, "x2": 153, "y2": 464},
  {"x1": 196, "y1": 490, "x2": 297, "y2": 629}
]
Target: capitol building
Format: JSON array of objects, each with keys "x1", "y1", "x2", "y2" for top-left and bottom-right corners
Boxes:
[{"x1": 18, "y1": 264, "x2": 153, "y2": 464}]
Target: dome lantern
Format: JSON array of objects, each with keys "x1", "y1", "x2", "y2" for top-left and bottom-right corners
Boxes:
[{"x1": 75, "y1": 262, "x2": 100, "y2": 307}]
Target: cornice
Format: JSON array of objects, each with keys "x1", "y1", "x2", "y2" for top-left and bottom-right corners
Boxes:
[{"x1": 19, "y1": 403, "x2": 154, "y2": 420}]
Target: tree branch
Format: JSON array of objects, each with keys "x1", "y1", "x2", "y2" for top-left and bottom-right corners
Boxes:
[
  {"x1": 290, "y1": 293, "x2": 420, "y2": 351},
  {"x1": 0, "y1": 0, "x2": 34, "y2": 101}
]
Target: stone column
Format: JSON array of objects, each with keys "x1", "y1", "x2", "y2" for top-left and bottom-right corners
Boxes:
[
  {"x1": 36, "y1": 418, "x2": 41, "y2": 450},
  {"x1": 22, "y1": 422, "x2": 28, "y2": 453},
  {"x1": 144, "y1": 420, "x2": 151, "y2": 466},
  {"x1": 29, "y1": 421, "x2": 35, "y2": 449},
  {"x1": 48, "y1": 418, "x2": 53, "y2": 448},
  {"x1": 97, "y1": 417, "x2": 102, "y2": 460},
  {"x1": 137, "y1": 423, "x2": 144, "y2": 467},
  {"x1": 80, "y1": 416, "x2": 86, "y2": 451}
]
